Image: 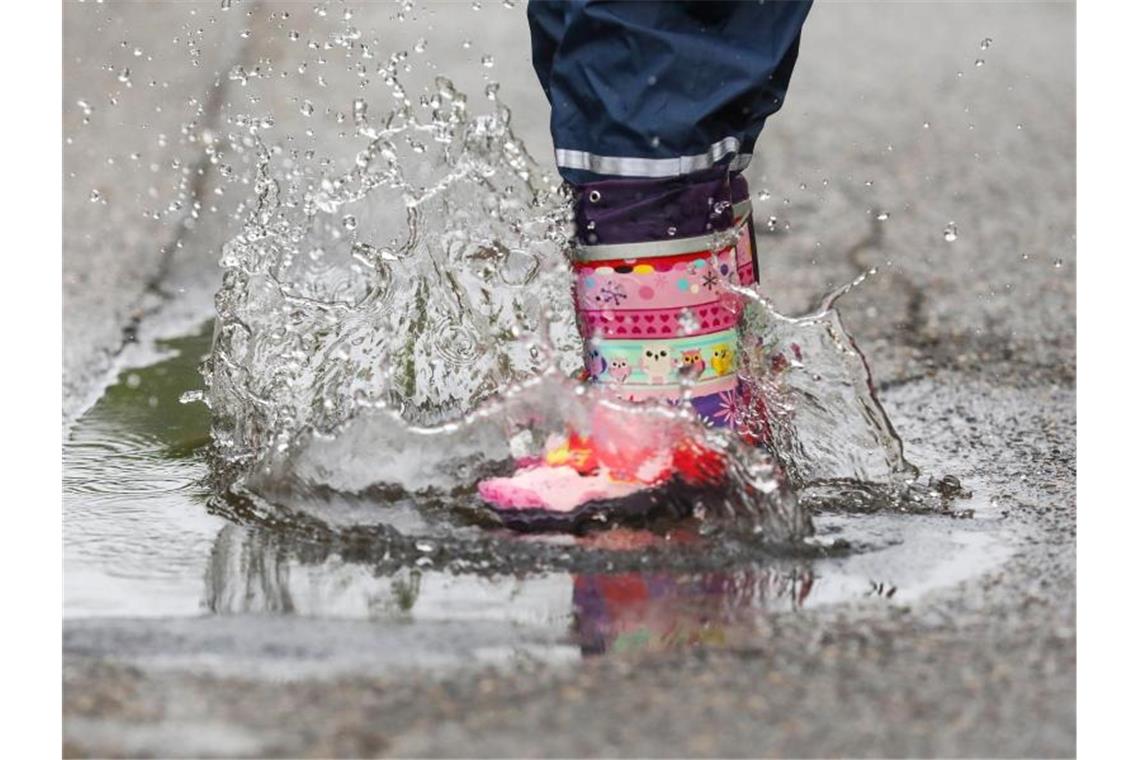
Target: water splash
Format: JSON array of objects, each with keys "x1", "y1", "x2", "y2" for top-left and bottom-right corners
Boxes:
[{"x1": 202, "y1": 76, "x2": 920, "y2": 545}]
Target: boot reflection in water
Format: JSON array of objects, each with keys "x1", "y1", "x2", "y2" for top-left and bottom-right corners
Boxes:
[
  {"x1": 572, "y1": 568, "x2": 815, "y2": 656},
  {"x1": 479, "y1": 0, "x2": 814, "y2": 530}
]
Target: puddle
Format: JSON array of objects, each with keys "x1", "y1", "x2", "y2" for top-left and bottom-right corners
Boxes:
[{"x1": 65, "y1": 326, "x2": 1011, "y2": 662}]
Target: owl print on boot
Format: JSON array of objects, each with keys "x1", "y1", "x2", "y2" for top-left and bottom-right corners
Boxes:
[
  {"x1": 710, "y1": 344, "x2": 735, "y2": 376},
  {"x1": 608, "y1": 356, "x2": 632, "y2": 384},
  {"x1": 640, "y1": 346, "x2": 677, "y2": 384},
  {"x1": 680, "y1": 348, "x2": 706, "y2": 379},
  {"x1": 587, "y1": 347, "x2": 608, "y2": 380}
]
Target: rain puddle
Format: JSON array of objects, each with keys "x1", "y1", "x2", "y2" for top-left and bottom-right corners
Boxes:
[
  {"x1": 65, "y1": 316, "x2": 1007, "y2": 665},
  {"x1": 65, "y1": 27, "x2": 1012, "y2": 668}
]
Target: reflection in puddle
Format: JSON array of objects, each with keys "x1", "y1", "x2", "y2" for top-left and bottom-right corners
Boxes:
[
  {"x1": 200, "y1": 514, "x2": 1006, "y2": 662},
  {"x1": 572, "y1": 569, "x2": 814, "y2": 655},
  {"x1": 204, "y1": 522, "x2": 818, "y2": 657}
]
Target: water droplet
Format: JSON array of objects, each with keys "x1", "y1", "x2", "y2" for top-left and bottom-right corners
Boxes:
[
  {"x1": 758, "y1": 189, "x2": 771, "y2": 201},
  {"x1": 650, "y1": 135, "x2": 661, "y2": 148},
  {"x1": 342, "y1": 214, "x2": 358, "y2": 231},
  {"x1": 980, "y1": 37, "x2": 992, "y2": 49},
  {"x1": 647, "y1": 74, "x2": 657, "y2": 86},
  {"x1": 300, "y1": 100, "x2": 314, "y2": 117},
  {"x1": 876, "y1": 211, "x2": 890, "y2": 221},
  {"x1": 481, "y1": 54, "x2": 495, "y2": 68},
  {"x1": 975, "y1": 58, "x2": 985, "y2": 67},
  {"x1": 414, "y1": 38, "x2": 427, "y2": 53},
  {"x1": 943, "y1": 222, "x2": 958, "y2": 242},
  {"x1": 116, "y1": 67, "x2": 131, "y2": 84},
  {"x1": 588, "y1": 190, "x2": 601, "y2": 203},
  {"x1": 89, "y1": 189, "x2": 102, "y2": 203},
  {"x1": 922, "y1": 121, "x2": 931, "y2": 129},
  {"x1": 1053, "y1": 259, "x2": 1063, "y2": 268},
  {"x1": 677, "y1": 309, "x2": 699, "y2": 335},
  {"x1": 666, "y1": 226, "x2": 677, "y2": 237}
]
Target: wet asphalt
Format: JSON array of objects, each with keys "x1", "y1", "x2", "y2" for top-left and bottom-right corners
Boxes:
[{"x1": 63, "y1": 2, "x2": 1075, "y2": 757}]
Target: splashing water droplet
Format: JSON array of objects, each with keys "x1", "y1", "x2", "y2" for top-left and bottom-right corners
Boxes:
[
  {"x1": 180, "y1": 390, "x2": 205, "y2": 405},
  {"x1": 352, "y1": 98, "x2": 368, "y2": 127},
  {"x1": 943, "y1": 222, "x2": 959, "y2": 242},
  {"x1": 677, "y1": 309, "x2": 699, "y2": 335},
  {"x1": 200, "y1": 78, "x2": 922, "y2": 552}
]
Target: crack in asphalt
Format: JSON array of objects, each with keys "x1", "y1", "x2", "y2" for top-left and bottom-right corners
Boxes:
[
  {"x1": 116, "y1": 72, "x2": 231, "y2": 351},
  {"x1": 63, "y1": 23, "x2": 261, "y2": 431}
]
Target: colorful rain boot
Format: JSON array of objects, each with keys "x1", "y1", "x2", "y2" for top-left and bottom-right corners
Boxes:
[{"x1": 479, "y1": 170, "x2": 760, "y2": 531}]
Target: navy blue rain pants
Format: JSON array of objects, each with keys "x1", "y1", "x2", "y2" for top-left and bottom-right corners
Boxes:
[{"x1": 528, "y1": 0, "x2": 813, "y2": 185}]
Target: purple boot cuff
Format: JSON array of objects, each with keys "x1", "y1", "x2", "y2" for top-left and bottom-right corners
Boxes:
[{"x1": 573, "y1": 167, "x2": 738, "y2": 246}]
